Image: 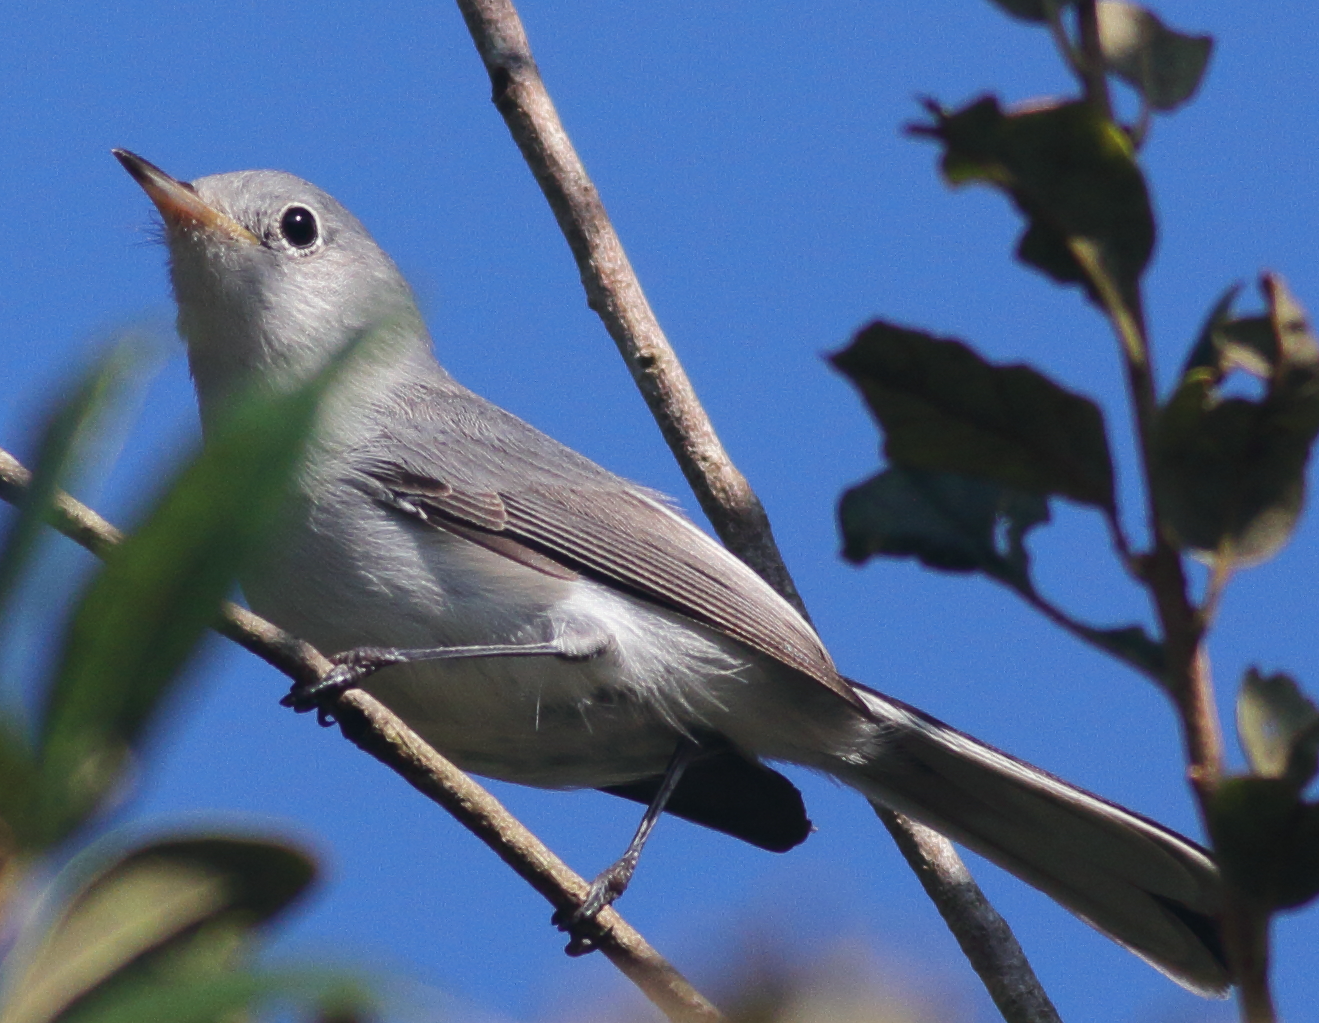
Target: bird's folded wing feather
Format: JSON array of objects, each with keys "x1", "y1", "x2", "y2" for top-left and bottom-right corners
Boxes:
[{"x1": 347, "y1": 394, "x2": 852, "y2": 703}]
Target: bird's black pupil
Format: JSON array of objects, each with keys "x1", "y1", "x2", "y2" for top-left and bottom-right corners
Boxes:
[{"x1": 280, "y1": 206, "x2": 318, "y2": 247}]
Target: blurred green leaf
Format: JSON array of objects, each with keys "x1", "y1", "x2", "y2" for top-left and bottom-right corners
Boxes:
[
  {"x1": 1097, "y1": 3, "x2": 1212, "y2": 111},
  {"x1": 832, "y1": 322, "x2": 1115, "y2": 509},
  {"x1": 910, "y1": 96, "x2": 1154, "y2": 297},
  {"x1": 0, "y1": 720, "x2": 40, "y2": 856},
  {"x1": 986, "y1": 0, "x2": 1076, "y2": 22},
  {"x1": 1155, "y1": 275, "x2": 1319, "y2": 567},
  {"x1": 1181, "y1": 284, "x2": 1276, "y2": 380},
  {"x1": 838, "y1": 467, "x2": 1049, "y2": 590},
  {"x1": 1209, "y1": 777, "x2": 1319, "y2": 912},
  {"x1": 54, "y1": 970, "x2": 371, "y2": 1023},
  {"x1": 1237, "y1": 669, "x2": 1319, "y2": 789},
  {"x1": 33, "y1": 375, "x2": 328, "y2": 845},
  {"x1": 1155, "y1": 379, "x2": 1305, "y2": 563},
  {"x1": 1, "y1": 836, "x2": 318, "y2": 1023},
  {"x1": 1269, "y1": 272, "x2": 1319, "y2": 369},
  {"x1": 0, "y1": 343, "x2": 143, "y2": 623}
]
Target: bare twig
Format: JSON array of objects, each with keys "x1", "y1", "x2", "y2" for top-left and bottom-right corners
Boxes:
[
  {"x1": 874, "y1": 808, "x2": 1062, "y2": 1023},
  {"x1": 0, "y1": 449, "x2": 124, "y2": 556},
  {"x1": 449, "y1": 4, "x2": 1062, "y2": 1021},
  {"x1": 331, "y1": 692, "x2": 724, "y2": 1022},
  {"x1": 450, "y1": 0, "x2": 805, "y2": 617},
  {"x1": 0, "y1": 444, "x2": 724, "y2": 1023}
]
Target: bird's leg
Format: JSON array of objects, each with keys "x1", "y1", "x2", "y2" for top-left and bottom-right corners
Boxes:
[
  {"x1": 282, "y1": 625, "x2": 611, "y2": 715},
  {"x1": 553, "y1": 738, "x2": 700, "y2": 956}
]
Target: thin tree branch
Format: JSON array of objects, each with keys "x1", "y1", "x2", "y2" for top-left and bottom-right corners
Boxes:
[
  {"x1": 1068, "y1": 173, "x2": 1271, "y2": 1021},
  {"x1": 449, "y1": 4, "x2": 1062, "y2": 1021},
  {"x1": 874, "y1": 807, "x2": 1062, "y2": 1023},
  {"x1": 450, "y1": 0, "x2": 805, "y2": 618},
  {"x1": 1013, "y1": 584, "x2": 1161, "y2": 685},
  {"x1": 0, "y1": 445, "x2": 724, "y2": 1023},
  {"x1": 1076, "y1": 0, "x2": 1114, "y2": 121}
]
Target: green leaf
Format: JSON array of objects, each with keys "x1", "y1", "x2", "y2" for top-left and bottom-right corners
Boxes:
[
  {"x1": 1237, "y1": 669, "x2": 1319, "y2": 788},
  {"x1": 910, "y1": 97, "x2": 1155, "y2": 296},
  {"x1": 1155, "y1": 275, "x2": 1319, "y2": 566},
  {"x1": 838, "y1": 467, "x2": 1049, "y2": 590},
  {"x1": 832, "y1": 321, "x2": 1115, "y2": 509},
  {"x1": 1097, "y1": 2, "x2": 1213, "y2": 112},
  {"x1": 33, "y1": 378, "x2": 328, "y2": 844},
  {"x1": 0, "y1": 719, "x2": 40, "y2": 854},
  {"x1": 0, "y1": 342, "x2": 144, "y2": 622},
  {"x1": 1209, "y1": 778, "x2": 1319, "y2": 911},
  {"x1": 54, "y1": 970, "x2": 370, "y2": 1023},
  {"x1": 985, "y1": 0, "x2": 1076, "y2": 22},
  {"x1": 0, "y1": 836, "x2": 319, "y2": 1023}
]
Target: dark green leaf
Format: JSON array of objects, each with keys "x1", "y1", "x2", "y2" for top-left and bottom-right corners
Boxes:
[
  {"x1": 1155, "y1": 383, "x2": 1306, "y2": 563},
  {"x1": 910, "y1": 97, "x2": 1155, "y2": 296},
  {"x1": 832, "y1": 321, "x2": 1115, "y2": 509},
  {"x1": 1155, "y1": 276, "x2": 1319, "y2": 566},
  {"x1": 986, "y1": 0, "x2": 1076, "y2": 22},
  {"x1": 1, "y1": 836, "x2": 318, "y2": 1023},
  {"x1": 1237, "y1": 669, "x2": 1319, "y2": 789},
  {"x1": 838, "y1": 467, "x2": 1049, "y2": 590},
  {"x1": 34, "y1": 378, "x2": 327, "y2": 843},
  {"x1": 1209, "y1": 778, "x2": 1319, "y2": 911},
  {"x1": 1097, "y1": 3, "x2": 1213, "y2": 111}
]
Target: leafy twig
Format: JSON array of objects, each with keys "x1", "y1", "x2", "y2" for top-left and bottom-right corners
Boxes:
[{"x1": 1068, "y1": 151, "x2": 1275, "y2": 1022}]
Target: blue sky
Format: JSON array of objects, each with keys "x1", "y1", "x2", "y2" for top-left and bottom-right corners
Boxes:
[{"x1": 2, "y1": 2, "x2": 1316, "y2": 1021}]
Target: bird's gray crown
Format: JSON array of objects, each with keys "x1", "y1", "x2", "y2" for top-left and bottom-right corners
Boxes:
[{"x1": 161, "y1": 168, "x2": 434, "y2": 421}]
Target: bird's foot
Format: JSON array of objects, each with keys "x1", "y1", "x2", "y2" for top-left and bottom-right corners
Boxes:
[
  {"x1": 551, "y1": 861, "x2": 634, "y2": 956},
  {"x1": 280, "y1": 646, "x2": 408, "y2": 724}
]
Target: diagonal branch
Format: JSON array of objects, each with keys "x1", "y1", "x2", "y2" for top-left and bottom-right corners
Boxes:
[
  {"x1": 0, "y1": 445, "x2": 724, "y2": 1023},
  {"x1": 449, "y1": 4, "x2": 1061, "y2": 1022},
  {"x1": 450, "y1": 0, "x2": 804, "y2": 617}
]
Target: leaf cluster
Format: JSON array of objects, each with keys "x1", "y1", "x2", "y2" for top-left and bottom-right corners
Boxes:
[
  {"x1": 0, "y1": 347, "x2": 371, "y2": 1023},
  {"x1": 1211, "y1": 671, "x2": 1319, "y2": 913}
]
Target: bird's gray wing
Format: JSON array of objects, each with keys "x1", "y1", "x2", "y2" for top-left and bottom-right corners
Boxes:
[{"x1": 348, "y1": 387, "x2": 854, "y2": 704}]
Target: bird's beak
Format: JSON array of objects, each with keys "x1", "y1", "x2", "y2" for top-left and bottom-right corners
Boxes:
[{"x1": 113, "y1": 149, "x2": 260, "y2": 245}]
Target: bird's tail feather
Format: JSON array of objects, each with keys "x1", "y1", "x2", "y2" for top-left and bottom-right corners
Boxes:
[{"x1": 843, "y1": 682, "x2": 1230, "y2": 997}]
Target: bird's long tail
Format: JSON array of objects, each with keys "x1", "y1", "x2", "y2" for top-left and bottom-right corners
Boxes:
[{"x1": 838, "y1": 681, "x2": 1229, "y2": 997}]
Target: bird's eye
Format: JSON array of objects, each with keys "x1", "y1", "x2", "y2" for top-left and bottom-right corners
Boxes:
[{"x1": 279, "y1": 205, "x2": 319, "y2": 248}]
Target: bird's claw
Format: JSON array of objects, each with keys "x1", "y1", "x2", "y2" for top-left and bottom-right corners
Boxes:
[
  {"x1": 280, "y1": 649, "x2": 387, "y2": 722},
  {"x1": 551, "y1": 866, "x2": 630, "y2": 956}
]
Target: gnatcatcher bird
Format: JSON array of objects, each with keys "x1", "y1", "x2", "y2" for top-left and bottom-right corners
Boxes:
[{"x1": 114, "y1": 149, "x2": 1227, "y2": 995}]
